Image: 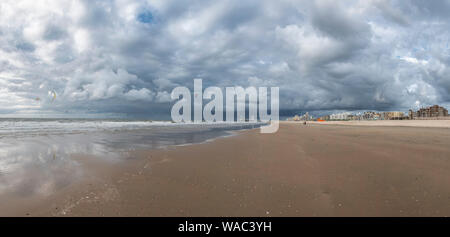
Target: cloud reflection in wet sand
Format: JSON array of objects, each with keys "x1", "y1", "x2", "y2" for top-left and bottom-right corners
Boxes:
[{"x1": 0, "y1": 124, "x2": 259, "y2": 198}]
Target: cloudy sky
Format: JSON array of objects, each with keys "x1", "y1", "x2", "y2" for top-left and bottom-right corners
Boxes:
[{"x1": 1, "y1": 0, "x2": 450, "y2": 118}]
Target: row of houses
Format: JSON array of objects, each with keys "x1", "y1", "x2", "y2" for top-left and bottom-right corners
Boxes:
[
  {"x1": 288, "y1": 105, "x2": 449, "y2": 122},
  {"x1": 320, "y1": 111, "x2": 405, "y2": 121},
  {"x1": 317, "y1": 105, "x2": 448, "y2": 121}
]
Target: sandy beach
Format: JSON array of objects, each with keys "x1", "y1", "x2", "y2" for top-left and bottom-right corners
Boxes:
[
  {"x1": 2, "y1": 121, "x2": 450, "y2": 217},
  {"x1": 306, "y1": 120, "x2": 450, "y2": 128}
]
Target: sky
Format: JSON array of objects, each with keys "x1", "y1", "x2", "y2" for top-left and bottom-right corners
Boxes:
[{"x1": 1, "y1": 0, "x2": 450, "y2": 119}]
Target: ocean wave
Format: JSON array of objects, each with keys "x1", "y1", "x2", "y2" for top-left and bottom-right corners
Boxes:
[{"x1": 0, "y1": 119, "x2": 264, "y2": 137}]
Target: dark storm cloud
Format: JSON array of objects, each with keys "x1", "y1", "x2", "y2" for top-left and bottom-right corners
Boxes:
[{"x1": 0, "y1": 0, "x2": 449, "y2": 118}]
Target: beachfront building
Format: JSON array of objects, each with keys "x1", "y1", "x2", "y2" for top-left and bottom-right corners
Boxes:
[
  {"x1": 329, "y1": 112, "x2": 351, "y2": 120},
  {"x1": 303, "y1": 112, "x2": 311, "y2": 121},
  {"x1": 285, "y1": 115, "x2": 302, "y2": 121},
  {"x1": 409, "y1": 105, "x2": 449, "y2": 119},
  {"x1": 347, "y1": 114, "x2": 359, "y2": 120},
  {"x1": 318, "y1": 115, "x2": 330, "y2": 121},
  {"x1": 380, "y1": 111, "x2": 404, "y2": 120},
  {"x1": 287, "y1": 112, "x2": 314, "y2": 121},
  {"x1": 362, "y1": 111, "x2": 381, "y2": 120}
]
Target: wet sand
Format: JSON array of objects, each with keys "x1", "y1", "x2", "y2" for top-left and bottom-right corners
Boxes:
[{"x1": 3, "y1": 122, "x2": 450, "y2": 216}]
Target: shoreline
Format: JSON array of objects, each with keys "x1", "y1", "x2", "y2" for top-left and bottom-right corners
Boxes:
[{"x1": 2, "y1": 122, "x2": 450, "y2": 216}]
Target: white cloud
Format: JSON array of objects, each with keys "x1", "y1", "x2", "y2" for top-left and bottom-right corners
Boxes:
[
  {"x1": 124, "y1": 88, "x2": 154, "y2": 101},
  {"x1": 400, "y1": 56, "x2": 428, "y2": 65}
]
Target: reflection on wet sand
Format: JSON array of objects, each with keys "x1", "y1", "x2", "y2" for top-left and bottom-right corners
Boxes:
[
  {"x1": 0, "y1": 124, "x2": 259, "y2": 200},
  {"x1": 0, "y1": 138, "x2": 82, "y2": 198}
]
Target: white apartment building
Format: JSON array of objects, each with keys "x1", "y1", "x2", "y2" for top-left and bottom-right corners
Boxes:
[{"x1": 329, "y1": 112, "x2": 351, "y2": 120}]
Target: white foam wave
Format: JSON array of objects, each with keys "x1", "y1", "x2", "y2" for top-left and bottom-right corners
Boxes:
[{"x1": 0, "y1": 119, "x2": 264, "y2": 137}]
